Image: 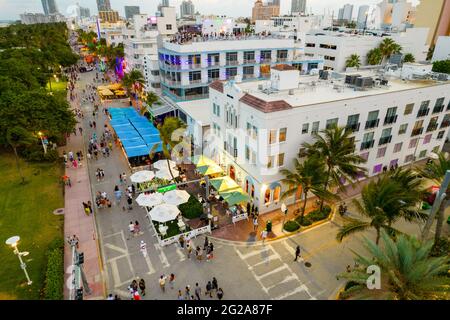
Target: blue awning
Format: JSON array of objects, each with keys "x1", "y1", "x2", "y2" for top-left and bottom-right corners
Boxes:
[{"x1": 124, "y1": 145, "x2": 150, "y2": 158}]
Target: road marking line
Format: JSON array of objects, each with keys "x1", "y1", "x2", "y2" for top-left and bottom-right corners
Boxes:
[
  {"x1": 114, "y1": 289, "x2": 131, "y2": 299},
  {"x1": 120, "y1": 230, "x2": 136, "y2": 278},
  {"x1": 154, "y1": 243, "x2": 170, "y2": 268},
  {"x1": 144, "y1": 254, "x2": 156, "y2": 275},
  {"x1": 109, "y1": 259, "x2": 121, "y2": 286},
  {"x1": 104, "y1": 243, "x2": 128, "y2": 255},
  {"x1": 265, "y1": 274, "x2": 298, "y2": 291},
  {"x1": 248, "y1": 254, "x2": 279, "y2": 270},
  {"x1": 255, "y1": 265, "x2": 289, "y2": 281},
  {"x1": 281, "y1": 241, "x2": 297, "y2": 256},
  {"x1": 235, "y1": 247, "x2": 268, "y2": 260},
  {"x1": 273, "y1": 284, "x2": 307, "y2": 300},
  {"x1": 175, "y1": 245, "x2": 186, "y2": 262},
  {"x1": 103, "y1": 232, "x2": 123, "y2": 239}
]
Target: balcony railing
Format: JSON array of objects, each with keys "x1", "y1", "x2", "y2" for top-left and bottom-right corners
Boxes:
[
  {"x1": 427, "y1": 123, "x2": 439, "y2": 132},
  {"x1": 161, "y1": 62, "x2": 182, "y2": 70},
  {"x1": 188, "y1": 63, "x2": 201, "y2": 69},
  {"x1": 411, "y1": 127, "x2": 424, "y2": 136},
  {"x1": 189, "y1": 79, "x2": 202, "y2": 84},
  {"x1": 225, "y1": 60, "x2": 239, "y2": 66},
  {"x1": 433, "y1": 105, "x2": 444, "y2": 114},
  {"x1": 417, "y1": 108, "x2": 430, "y2": 117},
  {"x1": 207, "y1": 61, "x2": 220, "y2": 67},
  {"x1": 260, "y1": 73, "x2": 271, "y2": 78},
  {"x1": 365, "y1": 119, "x2": 380, "y2": 130},
  {"x1": 379, "y1": 135, "x2": 392, "y2": 145},
  {"x1": 277, "y1": 57, "x2": 288, "y2": 62},
  {"x1": 225, "y1": 75, "x2": 236, "y2": 80},
  {"x1": 384, "y1": 115, "x2": 398, "y2": 125},
  {"x1": 346, "y1": 122, "x2": 360, "y2": 133},
  {"x1": 260, "y1": 58, "x2": 272, "y2": 64},
  {"x1": 208, "y1": 77, "x2": 220, "y2": 83},
  {"x1": 163, "y1": 79, "x2": 181, "y2": 86},
  {"x1": 244, "y1": 59, "x2": 256, "y2": 64},
  {"x1": 243, "y1": 74, "x2": 255, "y2": 80},
  {"x1": 360, "y1": 140, "x2": 375, "y2": 151},
  {"x1": 441, "y1": 121, "x2": 450, "y2": 129}
]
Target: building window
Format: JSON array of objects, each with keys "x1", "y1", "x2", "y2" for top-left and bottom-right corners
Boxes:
[
  {"x1": 302, "y1": 123, "x2": 309, "y2": 134},
  {"x1": 409, "y1": 138, "x2": 418, "y2": 149},
  {"x1": 326, "y1": 118, "x2": 338, "y2": 129},
  {"x1": 432, "y1": 146, "x2": 440, "y2": 154},
  {"x1": 246, "y1": 122, "x2": 251, "y2": 135},
  {"x1": 423, "y1": 134, "x2": 432, "y2": 144},
  {"x1": 373, "y1": 164, "x2": 382, "y2": 174},
  {"x1": 404, "y1": 103, "x2": 414, "y2": 115},
  {"x1": 279, "y1": 128, "x2": 287, "y2": 142},
  {"x1": 405, "y1": 154, "x2": 414, "y2": 163},
  {"x1": 273, "y1": 186, "x2": 281, "y2": 203},
  {"x1": 419, "y1": 150, "x2": 427, "y2": 158},
  {"x1": 311, "y1": 121, "x2": 320, "y2": 134},
  {"x1": 437, "y1": 131, "x2": 445, "y2": 139},
  {"x1": 398, "y1": 124, "x2": 408, "y2": 135},
  {"x1": 393, "y1": 142, "x2": 403, "y2": 153},
  {"x1": 208, "y1": 69, "x2": 220, "y2": 80},
  {"x1": 252, "y1": 126, "x2": 258, "y2": 139},
  {"x1": 267, "y1": 156, "x2": 274, "y2": 168},
  {"x1": 264, "y1": 188, "x2": 271, "y2": 205},
  {"x1": 278, "y1": 153, "x2": 285, "y2": 167},
  {"x1": 166, "y1": 24, "x2": 172, "y2": 30},
  {"x1": 245, "y1": 146, "x2": 250, "y2": 161},
  {"x1": 269, "y1": 130, "x2": 277, "y2": 144},
  {"x1": 360, "y1": 152, "x2": 369, "y2": 161},
  {"x1": 377, "y1": 147, "x2": 387, "y2": 158}
]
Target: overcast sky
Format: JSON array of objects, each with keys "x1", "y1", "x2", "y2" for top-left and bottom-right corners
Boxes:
[{"x1": 0, "y1": 0, "x2": 420, "y2": 21}]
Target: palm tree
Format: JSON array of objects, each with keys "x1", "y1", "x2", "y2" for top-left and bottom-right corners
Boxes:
[
  {"x1": 122, "y1": 69, "x2": 145, "y2": 100},
  {"x1": 338, "y1": 230, "x2": 450, "y2": 300},
  {"x1": 419, "y1": 152, "x2": 450, "y2": 242},
  {"x1": 403, "y1": 53, "x2": 415, "y2": 63},
  {"x1": 337, "y1": 174, "x2": 424, "y2": 245},
  {"x1": 366, "y1": 48, "x2": 383, "y2": 65},
  {"x1": 345, "y1": 54, "x2": 361, "y2": 68},
  {"x1": 280, "y1": 155, "x2": 337, "y2": 222},
  {"x1": 142, "y1": 91, "x2": 163, "y2": 116},
  {"x1": 303, "y1": 125, "x2": 367, "y2": 210},
  {"x1": 157, "y1": 117, "x2": 186, "y2": 179},
  {"x1": 379, "y1": 38, "x2": 402, "y2": 62},
  {"x1": 6, "y1": 126, "x2": 35, "y2": 184}
]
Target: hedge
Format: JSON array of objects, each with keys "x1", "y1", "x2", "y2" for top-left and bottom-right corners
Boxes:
[
  {"x1": 44, "y1": 238, "x2": 64, "y2": 300},
  {"x1": 179, "y1": 196, "x2": 203, "y2": 219},
  {"x1": 296, "y1": 205, "x2": 332, "y2": 226},
  {"x1": 283, "y1": 220, "x2": 300, "y2": 232}
]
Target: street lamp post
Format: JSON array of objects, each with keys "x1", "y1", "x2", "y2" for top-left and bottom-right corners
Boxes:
[
  {"x1": 281, "y1": 202, "x2": 288, "y2": 229},
  {"x1": 5, "y1": 236, "x2": 32, "y2": 286},
  {"x1": 38, "y1": 132, "x2": 47, "y2": 154}
]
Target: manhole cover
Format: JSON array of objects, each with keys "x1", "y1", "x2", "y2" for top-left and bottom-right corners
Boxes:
[
  {"x1": 304, "y1": 262, "x2": 312, "y2": 268},
  {"x1": 53, "y1": 208, "x2": 65, "y2": 215}
]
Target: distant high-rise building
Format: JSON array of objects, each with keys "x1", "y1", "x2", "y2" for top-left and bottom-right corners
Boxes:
[
  {"x1": 291, "y1": 0, "x2": 307, "y2": 14},
  {"x1": 180, "y1": 0, "x2": 195, "y2": 18},
  {"x1": 357, "y1": 5, "x2": 370, "y2": 29},
  {"x1": 41, "y1": 0, "x2": 58, "y2": 15},
  {"x1": 98, "y1": 10, "x2": 119, "y2": 23},
  {"x1": 271, "y1": 0, "x2": 281, "y2": 6},
  {"x1": 96, "y1": 0, "x2": 112, "y2": 13},
  {"x1": 414, "y1": 0, "x2": 450, "y2": 45},
  {"x1": 125, "y1": 6, "x2": 140, "y2": 20},
  {"x1": 252, "y1": 0, "x2": 280, "y2": 22},
  {"x1": 337, "y1": 4, "x2": 353, "y2": 22},
  {"x1": 158, "y1": 0, "x2": 170, "y2": 13},
  {"x1": 79, "y1": 6, "x2": 91, "y2": 18}
]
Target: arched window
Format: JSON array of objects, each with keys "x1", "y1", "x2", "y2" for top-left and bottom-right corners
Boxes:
[
  {"x1": 245, "y1": 179, "x2": 249, "y2": 194},
  {"x1": 264, "y1": 188, "x2": 271, "y2": 205},
  {"x1": 251, "y1": 184, "x2": 255, "y2": 198},
  {"x1": 273, "y1": 186, "x2": 281, "y2": 203}
]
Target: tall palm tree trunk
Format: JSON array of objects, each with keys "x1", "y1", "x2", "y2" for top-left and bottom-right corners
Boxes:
[
  {"x1": 300, "y1": 190, "x2": 309, "y2": 223},
  {"x1": 376, "y1": 228, "x2": 381, "y2": 245},
  {"x1": 12, "y1": 146, "x2": 25, "y2": 184},
  {"x1": 167, "y1": 158, "x2": 175, "y2": 180},
  {"x1": 434, "y1": 197, "x2": 448, "y2": 243},
  {"x1": 320, "y1": 166, "x2": 332, "y2": 211}
]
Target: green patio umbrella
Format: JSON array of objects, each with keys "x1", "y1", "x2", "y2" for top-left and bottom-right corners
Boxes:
[
  {"x1": 221, "y1": 190, "x2": 250, "y2": 206},
  {"x1": 196, "y1": 163, "x2": 223, "y2": 176},
  {"x1": 209, "y1": 176, "x2": 240, "y2": 192}
]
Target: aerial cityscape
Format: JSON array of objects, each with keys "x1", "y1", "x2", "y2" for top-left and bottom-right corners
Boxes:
[{"x1": 0, "y1": 0, "x2": 449, "y2": 304}]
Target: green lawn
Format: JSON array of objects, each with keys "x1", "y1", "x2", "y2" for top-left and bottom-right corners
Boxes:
[
  {"x1": 0, "y1": 152, "x2": 64, "y2": 299},
  {"x1": 46, "y1": 79, "x2": 67, "y2": 100}
]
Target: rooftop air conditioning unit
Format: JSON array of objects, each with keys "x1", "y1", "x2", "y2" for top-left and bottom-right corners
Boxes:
[
  {"x1": 288, "y1": 89, "x2": 295, "y2": 95},
  {"x1": 258, "y1": 84, "x2": 263, "y2": 90},
  {"x1": 355, "y1": 77, "x2": 374, "y2": 88}
]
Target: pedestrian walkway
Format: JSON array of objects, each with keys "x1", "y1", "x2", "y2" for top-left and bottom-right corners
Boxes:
[{"x1": 62, "y1": 73, "x2": 104, "y2": 300}]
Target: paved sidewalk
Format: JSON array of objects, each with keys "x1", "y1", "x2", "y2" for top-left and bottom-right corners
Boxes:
[{"x1": 62, "y1": 77, "x2": 105, "y2": 300}]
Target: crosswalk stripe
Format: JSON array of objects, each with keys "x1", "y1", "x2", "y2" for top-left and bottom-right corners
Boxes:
[
  {"x1": 144, "y1": 254, "x2": 156, "y2": 275},
  {"x1": 281, "y1": 241, "x2": 296, "y2": 256},
  {"x1": 248, "y1": 254, "x2": 279, "y2": 270},
  {"x1": 175, "y1": 245, "x2": 186, "y2": 262},
  {"x1": 273, "y1": 284, "x2": 307, "y2": 300},
  {"x1": 104, "y1": 243, "x2": 128, "y2": 255},
  {"x1": 265, "y1": 274, "x2": 298, "y2": 291},
  {"x1": 235, "y1": 247, "x2": 269, "y2": 260},
  {"x1": 154, "y1": 243, "x2": 170, "y2": 268},
  {"x1": 109, "y1": 259, "x2": 121, "y2": 286},
  {"x1": 255, "y1": 265, "x2": 289, "y2": 281}
]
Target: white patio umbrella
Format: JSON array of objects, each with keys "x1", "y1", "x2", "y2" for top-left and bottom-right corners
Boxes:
[
  {"x1": 163, "y1": 189, "x2": 191, "y2": 206},
  {"x1": 148, "y1": 204, "x2": 180, "y2": 223},
  {"x1": 130, "y1": 170, "x2": 155, "y2": 183},
  {"x1": 135, "y1": 193, "x2": 163, "y2": 207},
  {"x1": 153, "y1": 159, "x2": 177, "y2": 170},
  {"x1": 155, "y1": 168, "x2": 180, "y2": 180}
]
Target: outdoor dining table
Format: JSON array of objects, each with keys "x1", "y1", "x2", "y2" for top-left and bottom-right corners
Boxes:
[
  {"x1": 177, "y1": 220, "x2": 186, "y2": 231},
  {"x1": 158, "y1": 224, "x2": 168, "y2": 236}
]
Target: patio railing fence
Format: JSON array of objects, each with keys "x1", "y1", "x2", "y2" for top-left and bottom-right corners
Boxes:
[{"x1": 232, "y1": 212, "x2": 248, "y2": 224}]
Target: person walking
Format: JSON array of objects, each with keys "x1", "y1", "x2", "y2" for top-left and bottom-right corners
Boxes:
[
  {"x1": 127, "y1": 221, "x2": 135, "y2": 240},
  {"x1": 169, "y1": 273, "x2": 175, "y2": 289},
  {"x1": 217, "y1": 288, "x2": 224, "y2": 300},
  {"x1": 194, "y1": 283, "x2": 202, "y2": 300},
  {"x1": 253, "y1": 216, "x2": 258, "y2": 231},
  {"x1": 186, "y1": 241, "x2": 193, "y2": 259},
  {"x1": 261, "y1": 229, "x2": 268, "y2": 244},
  {"x1": 196, "y1": 246, "x2": 203, "y2": 261},
  {"x1": 139, "y1": 279, "x2": 146, "y2": 296},
  {"x1": 178, "y1": 235, "x2": 185, "y2": 248},
  {"x1": 212, "y1": 277, "x2": 218, "y2": 294},
  {"x1": 140, "y1": 240, "x2": 147, "y2": 257},
  {"x1": 78, "y1": 127, "x2": 83, "y2": 135},
  {"x1": 205, "y1": 281, "x2": 212, "y2": 298},
  {"x1": 294, "y1": 245, "x2": 301, "y2": 262},
  {"x1": 122, "y1": 172, "x2": 127, "y2": 183},
  {"x1": 159, "y1": 275, "x2": 167, "y2": 292},
  {"x1": 184, "y1": 285, "x2": 191, "y2": 300},
  {"x1": 127, "y1": 195, "x2": 133, "y2": 210},
  {"x1": 114, "y1": 186, "x2": 122, "y2": 204},
  {"x1": 207, "y1": 242, "x2": 214, "y2": 261},
  {"x1": 134, "y1": 220, "x2": 141, "y2": 235},
  {"x1": 203, "y1": 237, "x2": 209, "y2": 251}
]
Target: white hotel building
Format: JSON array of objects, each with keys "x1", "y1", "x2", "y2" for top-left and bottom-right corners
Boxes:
[
  {"x1": 158, "y1": 35, "x2": 324, "y2": 101},
  {"x1": 204, "y1": 63, "x2": 450, "y2": 214}
]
